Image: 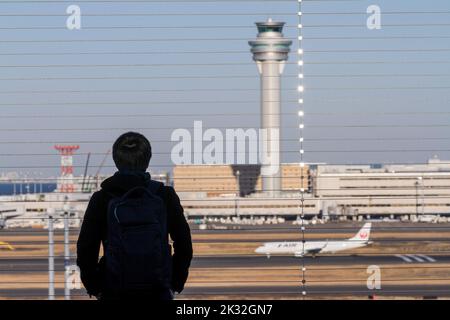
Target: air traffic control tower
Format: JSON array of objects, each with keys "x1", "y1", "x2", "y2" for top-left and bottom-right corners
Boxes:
[{"x1": 249, "y1": 19, "x2": 292, "y2": 196}]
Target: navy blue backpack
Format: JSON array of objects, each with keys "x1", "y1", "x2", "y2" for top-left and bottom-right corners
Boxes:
[{"x1": 104, "y1": 180, "x2": 172, "y2": 296}]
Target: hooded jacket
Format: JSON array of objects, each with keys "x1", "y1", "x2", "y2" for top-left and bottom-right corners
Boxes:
[{"x1": 76, "y1": 171, "x2": 193, "y2": 297}]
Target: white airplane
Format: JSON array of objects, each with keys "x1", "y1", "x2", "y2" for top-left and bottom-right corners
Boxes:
[{"x1": 255, "y1": 223, "x2": 372, "y2": 258}]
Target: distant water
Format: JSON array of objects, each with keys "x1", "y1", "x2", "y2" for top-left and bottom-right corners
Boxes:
[{"x1": 0, "y1": 183, "x2": 57, "y2": 196}]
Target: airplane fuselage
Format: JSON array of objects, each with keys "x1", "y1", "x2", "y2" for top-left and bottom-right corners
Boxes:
[
  {"x1": 255, "y1": 240, "x2": 368, "y2": 257},
  {"x1": 255, "y1": 223, "x2": 372, "y2": 257}
]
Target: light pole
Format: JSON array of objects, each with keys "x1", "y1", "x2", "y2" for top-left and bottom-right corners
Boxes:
[
  {"x1": 19, "y1": 172, "x2": 23, "y2": 195},
  {"x1": 48, "y1": 208, "x2": 55, "y2": 300},
  {"x1": 25, "y1": 172, "x2": 30, "y2": 194},
  {"x1": 418, "y1": 177, "x2": 425, "y2": 215},
  {"x1": 236, "y1": 170, "x2": 240, "y2": 218},
  {"x1": 63, "y1": 198, "x2": 71, "y2": 300},
  {"x1": 415, "y1": 180, "x2": 419, "y2": 216},
  {"x1": 39, "y1": 172, "x2": 43, "y2": 194}
]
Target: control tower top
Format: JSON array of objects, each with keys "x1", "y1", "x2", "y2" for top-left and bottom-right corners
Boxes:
[{"x1": 249, "y1": 18, "x2": 292, "y2": 62}]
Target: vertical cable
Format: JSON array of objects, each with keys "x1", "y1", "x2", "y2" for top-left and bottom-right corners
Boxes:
[{"x1": 297, "y1": 0, "x2": 307, "y2": 299}]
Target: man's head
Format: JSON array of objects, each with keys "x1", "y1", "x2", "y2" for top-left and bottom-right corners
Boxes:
[{"x1": 112, "y1": 132, "x2": 152, "y2": 172}]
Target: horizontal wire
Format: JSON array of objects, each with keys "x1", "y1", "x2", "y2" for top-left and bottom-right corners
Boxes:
[
  {"x1": 192, "y1": 264, "x2": 448, "y2": 271},
  {"x1": 7, "y1": 174, "x2": 450, "y2": 181},
  {"x1": 4, "y1": 124, "x2": 450, "y2": 131},
  {"x1": 6, "y1": 149, "x2": 450, "y2": 154},
  {"x1": 3, "y1": 163, "x2": 450, "y2": 170},
  {"x1": 1, "y1": 252, "x2": 450, "y2": 258},
  {"x1": 1, "y1": 200, "x2": 450, "y2": 206},
  {"x1": 137, "y1": 289, "x2": 450, "y2": 295},
  {"x1": 0, "y1": 112, "x2": 313, "y2": 118},
  {"x1": 306, "y1": 36, "x2": 450, "y2": 40},
  {"x1": 0, "y1": 60, "x2": 448, "y2": 66},
  {"x1": 0, "y1": 25, "x2": 297, "y2": 30},
  {"x1": 4, "y1": 35, "x2": 450, "y2": 43},
  {"x1": 2, "y1": 49, "x2": 439, "y2": 55},
  {"x1": 0, "y1": 0, "x2": 320, "y2": 3},
  {"x1": 3, "y1": 224, "x2": 450, "y2": 229},
  {"x1": 162, "y1": 279, "x2": 450, "y2": 283},
  {"x1": 0, "y1": 292, "x2": 444, "y2": 298},
  {"x1": 307, "y1": 86, "x2": 450, "y2": 90},
  {"x1": 0, "y1": 76, "x2": 301, "y2": 82},
  {"x1": 0, "y1": 0, "x2": 362, "y2": 2},
  {"x1": 2, "y1": 138, "x2": 450, "y2": 144},
  {"x1": 307, "y1": 60, "x2": 450, "y2": 65},
  {"x1": 6, "y1": 237, "x2": 450, "y2": 244},
  {"x1": 0, "y1": 13, "x2": 298, "y2": 16},
  {"x1": 304, "y1": 24, "x2": 450, "y2": 28},
  {"x1": 1, "y1": 279, "x2": 450, "y2": 285},
  {"x1": 0, "y1": 0, "x2": 287, "y2": 3},
  {"x1": 0, "y1": 87, "x2": 292, "y2": 93},
  {"x1": 1, "y1": 74, "x2": 450, "y2": 80},
  {"x1": 0, "y1": 48, "x2": 449, "y2": 56},
  {"x1": 305, "y1": 11, "x2": 450, "y2": 15},
  {"x1": 0, "y1": 73, "x2": 446, "y2": 81},
  {"x1": 4, "y1": 239, "x2": 450, "y2": 245},
  {"x1": 0, "y1": 50, "x2": 271, "y2": 55},
  {"x1": 2, "y1": 161, "x2": 450, "y2": 167},
  {"x1": 3, "y1": 195, "x2": 450, "y2": 203},
  {"x1": 0, "y1": 86, "x2": 448, "y2": 91},
  {"x1": 0, "y1": 266, "x2": 447, "y2": 271},
  {"x1": 4, "y1": 23, "x2": 450, "y2": 30},
  {"x1": 309, "y1": 49, "x2": 450, "y2": 53},
  {"x1": 3, "y1": 193, "x2": 450, "y2": 198},
  {"x1": 1, "y1": 111, "x2": 450, "y2": 119},
  {"x1": 0, "y1": 37, "x2": 268, "y2": 43},
  {"x1": 0, "y1": 292, "x2": 436, "y2": 298},
  {"x1": 5, "y1": 193, "x2": 450, "y2": 199},
  {"x1": 0, "y1": 99, "x2": 298, "y2": 106},
  {"x1": 1, "y1": 11, "x2": 450, "y2": 17}
]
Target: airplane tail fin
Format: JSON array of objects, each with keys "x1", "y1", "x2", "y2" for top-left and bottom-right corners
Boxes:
[{"x1": 349, "y1": 223, "x2": 371, "y2": 242}]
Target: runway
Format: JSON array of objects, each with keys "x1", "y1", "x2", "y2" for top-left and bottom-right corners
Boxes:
[
  {"x1": 1, "y1": 284, "x2": 449, "y2": 299},
  {"x1": 191, "y1": 254, "x2": 449, "y2": 267},
  {"x1": 180, "y1": 285, "x2": 450, "y2": 297},
  {"x1": 190, "y1": 222, "x2": 450, "y2": 234},
  {"x1": 1, "y1": 222, "x2": 449, "y2": 299},
  {"x1": 0, "y1": 253, "x2": 447, "y2": 272},
  {"x1": 2, "y1": 222, "x2": 450, "y2": 237},
  {"x1": 0, "y1": 254, "x2": 449, "y2": 299}
]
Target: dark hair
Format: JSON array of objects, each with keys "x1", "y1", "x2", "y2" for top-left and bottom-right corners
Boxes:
[{"x1": 112, "y1": 132, "x2": 152, "y2": 172}]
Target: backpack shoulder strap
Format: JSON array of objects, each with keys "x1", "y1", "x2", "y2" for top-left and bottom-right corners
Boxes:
[{"x1": 147, "y1": 179, "x2": 164, "y2": 195}]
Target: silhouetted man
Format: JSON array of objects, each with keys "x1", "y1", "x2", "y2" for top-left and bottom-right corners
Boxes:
[{"x1": 77, "y1": 132, "x2": 193, "y2": 300}]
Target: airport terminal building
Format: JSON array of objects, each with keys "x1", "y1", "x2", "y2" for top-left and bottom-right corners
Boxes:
[
  {"x1": 3, "y1": 158, "x2": 450, "y2": 227},
  {"x1": 173, "y1": 158, "x2": 450, "y2": 219}
]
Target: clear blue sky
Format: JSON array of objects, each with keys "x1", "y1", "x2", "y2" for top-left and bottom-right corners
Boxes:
[{"x1": 0, "y1": 0, "x2": 449, "y2": 178}]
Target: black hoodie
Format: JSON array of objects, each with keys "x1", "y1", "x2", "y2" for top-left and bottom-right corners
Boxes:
[{"x1": 76, "y1": 172, "x2": 193, "y2": 297}]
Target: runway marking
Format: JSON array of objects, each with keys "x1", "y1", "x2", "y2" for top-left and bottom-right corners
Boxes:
[
  {"x1": 396, "y1": 254, "x2": 413, "y2": 262},
  {"x1": 396, "y1": 254, "x2": 436, "y2": 263},
  {"x1": 415, "y1": 254, "x2": 436, "y2": 262},
  {"x1": 405, "y1": 254, "x2": 425, "y2": 262}
]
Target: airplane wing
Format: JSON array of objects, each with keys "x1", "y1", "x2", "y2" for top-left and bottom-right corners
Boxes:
[
  {"x1": 3, "y1": 214, "x2": 23, "y2": 220},
  {"x1": 294, "y1": 241, "x2": 328, "y2": 257}
]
